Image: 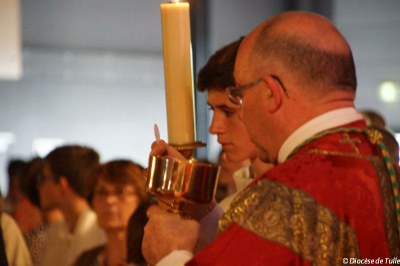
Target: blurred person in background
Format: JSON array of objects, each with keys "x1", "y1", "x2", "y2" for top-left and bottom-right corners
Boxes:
[
  {"x1": 126, "y1": 201, "x2": 152, "y2": 266},
  {"x1": 374, "y1": 127, "x2": 400, "y2": 165},
  {"x1": 360, "y1": 109, "x2": 400, "y2": 165},
  {"x1": 4, "y1": 159, "x2": 43, "y2": 233},
  {"x1": 360, "y1": 109, "x2": 386, "y2": 129},
  {"x1": 21, "y1": 157, "x2": 64, "y2": 265},
  {"x1": 38, "y1": 145, "x2": 106, "y2": 266},
  {"x1": 74, "y1": 159, "x2": 151, "y2": 266},
  {"x1": 1, "y1": 187, "x2": 33, "y2": 266}
]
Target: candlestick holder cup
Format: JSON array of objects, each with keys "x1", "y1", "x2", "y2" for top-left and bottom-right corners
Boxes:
[{"x1": 146, "y1": 144, "x2": 220, "y2": 218}]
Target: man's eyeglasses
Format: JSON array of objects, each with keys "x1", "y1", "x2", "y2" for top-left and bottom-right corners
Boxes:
[{"x1": 226, "y1": 75, "x2": 289, "y2": 106}]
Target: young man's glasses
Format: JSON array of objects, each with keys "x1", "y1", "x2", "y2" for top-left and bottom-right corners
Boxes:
[{"x1": 226, "y1": 75, "x2": 289, "y2": 106}]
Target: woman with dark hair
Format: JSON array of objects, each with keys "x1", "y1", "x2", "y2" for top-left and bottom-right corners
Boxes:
[
  {"x1": 126, "y1": 201, "x2": 151, "y2": 266},
  {"x1": 74, "y1": 159, "x2": 151, "y2": 266}
]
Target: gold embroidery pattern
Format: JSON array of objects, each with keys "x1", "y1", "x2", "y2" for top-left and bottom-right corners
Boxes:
[
  {"x1": 367, "y1": 129, "x2": 383, "y2": 145},
  {"x1": 306, "y1": 142, "x2": 400, "y2": 256},
  {"x1": 339, "y1": 133, "x2": 361, "y2": 154},
  {"x1": 219, "y1": 180, "x2": 359, "y2": 265},
  {"x1": 371, "y1": 159, "x2": 400, "y2": 256},
  {"x1": 307, "y1": 148, "x2": 380, "y2": 161}
]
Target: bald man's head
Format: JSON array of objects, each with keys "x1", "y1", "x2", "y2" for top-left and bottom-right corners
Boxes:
[{"x1": 242, "y1": 11, "x2": 357, "y2": 94}]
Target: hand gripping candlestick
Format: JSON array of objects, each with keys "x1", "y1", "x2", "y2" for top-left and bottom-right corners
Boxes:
[{"x1": 146, "y1": 0, "x2": 220, "y2": 218}]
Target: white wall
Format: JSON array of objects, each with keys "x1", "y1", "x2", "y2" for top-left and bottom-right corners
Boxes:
[
  {"x1": 209, "y1": 0, "x2": 283, "y2": 54},
  {"x1": 0, "y1": 48, "x2": 167, "y2": 194},
  {"x1": 334, "y1": 0, "x2": 400, "y2": 130}
]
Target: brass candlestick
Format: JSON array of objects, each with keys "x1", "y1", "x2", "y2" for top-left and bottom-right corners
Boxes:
[
  {"x1": 146, "y1": 141, "x2": 220, "y2": 218},
  {"x1": 170, "y1": 141, "x2": 206, "y2": 159}
]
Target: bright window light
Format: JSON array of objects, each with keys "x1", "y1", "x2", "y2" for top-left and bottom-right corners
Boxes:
[
  {"x1": 378, "y1": 81, "x2": 400, "y2": 103},
  {"x1": 0, "y1": 132, "x2": 16, "y2": 153}
]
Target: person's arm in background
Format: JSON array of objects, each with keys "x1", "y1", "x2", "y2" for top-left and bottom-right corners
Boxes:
[{"x1": 1, "y1": 212, "x2": 33, "y2": 266}]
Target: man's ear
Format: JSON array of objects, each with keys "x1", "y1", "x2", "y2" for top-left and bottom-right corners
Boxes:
[{"x1": 263, "y1": 75, "x2": 283, "y2": 113}]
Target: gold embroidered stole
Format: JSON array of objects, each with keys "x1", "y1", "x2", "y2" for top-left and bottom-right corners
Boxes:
[
  {"x1": 219, "y1": 129, "x2": 400, "y2": 262},
  {"x1": 219, "y1": 179, "x2": 359, "y2": 265}
]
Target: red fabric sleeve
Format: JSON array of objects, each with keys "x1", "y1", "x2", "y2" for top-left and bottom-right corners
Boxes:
[{"x1": 187, "y1": 224, "x2": 311, "y2": 266}]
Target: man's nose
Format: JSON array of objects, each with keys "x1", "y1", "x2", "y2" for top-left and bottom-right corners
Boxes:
[{"x1": 209, "y1": 117, "x2": 225, "y2": 135}]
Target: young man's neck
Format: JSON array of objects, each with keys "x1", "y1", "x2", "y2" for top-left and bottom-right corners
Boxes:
[
  {"x1": 60, "y1": 195, "x2": 89, "y2": 233},
  {"x1": 251, "y1": 157, "x2": 274, "y2": 177}
]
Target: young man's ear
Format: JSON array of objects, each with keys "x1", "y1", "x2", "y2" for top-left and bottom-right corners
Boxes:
[{"x1": 263, "y1": 75, "x2": 284, "y2": 113}]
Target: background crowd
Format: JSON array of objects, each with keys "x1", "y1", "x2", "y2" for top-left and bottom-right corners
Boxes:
[{"x1": 1, "y1": 145, "x2": 152, "y2": 266}]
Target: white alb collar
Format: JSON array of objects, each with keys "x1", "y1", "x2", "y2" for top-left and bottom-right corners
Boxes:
[{"x1": 277, "y1": 107, "x2": 364, "y2": 163}]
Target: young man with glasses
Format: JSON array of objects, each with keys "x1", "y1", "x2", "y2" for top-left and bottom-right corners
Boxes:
[
  {"x1": 38, "y1": 145, "x2": 106, "y2": 266},
  {"x1": 143, "y1": 11, "x2": 400, "y2": 265}
]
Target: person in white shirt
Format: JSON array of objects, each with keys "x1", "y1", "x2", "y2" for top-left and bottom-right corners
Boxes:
[
  {"x1": 37, "y1": 145, "x2": 106, "y2": 266},
  {"x1": 1, "y1": 195, "x2": 33, "y2": 266}
]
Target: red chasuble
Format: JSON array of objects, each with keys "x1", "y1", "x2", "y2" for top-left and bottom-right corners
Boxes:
[{"x1": 187, "y1": 121, "x2": 400, "y2": 265}]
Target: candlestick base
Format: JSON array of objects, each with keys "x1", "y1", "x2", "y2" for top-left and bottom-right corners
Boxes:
[{"x1": 170, "y1": 141, "x2": 206, "y2": 159}]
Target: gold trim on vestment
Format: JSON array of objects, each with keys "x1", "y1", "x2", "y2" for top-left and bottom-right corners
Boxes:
[
  {"x1": 307, "y1": 145, "x2": 400, "y2": 256},
  {"x1": 219, "y1": 130, "x2": 400, "y2": 263},
  {"x1": 219, "y1": 179, "x2": 359, "y2": 265},
  {"x1": 371, "y1": 160, "x2": 400, "y2": 257}
]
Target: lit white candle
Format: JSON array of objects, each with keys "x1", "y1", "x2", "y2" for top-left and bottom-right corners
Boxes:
[{"x1": 160, "y1": 0, "x2": 196, "y2": 145}]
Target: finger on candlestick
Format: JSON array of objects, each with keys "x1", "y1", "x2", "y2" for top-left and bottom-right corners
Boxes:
[
  {"x1": 150, "y1": 140, "x2": 186, "y2": 161},
  {"x1": 150, "y1": 140, "x2": 168, "y2": 157}
]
